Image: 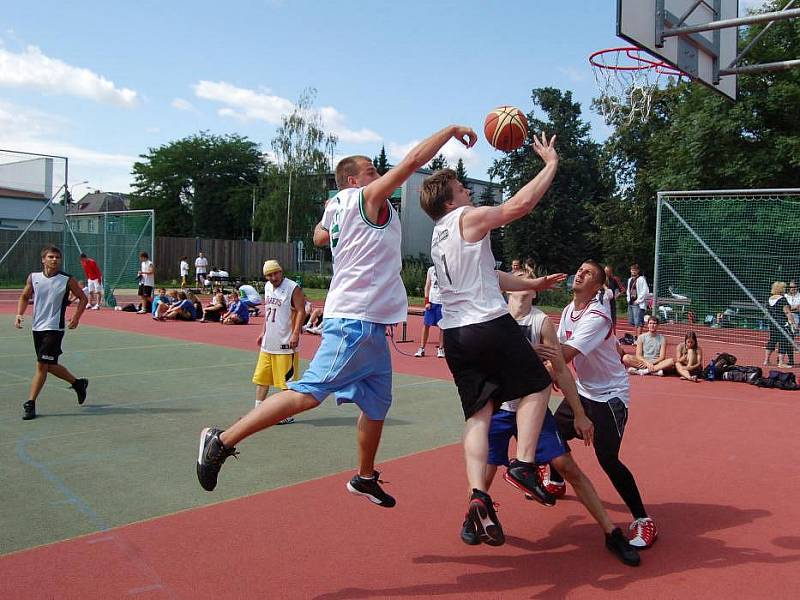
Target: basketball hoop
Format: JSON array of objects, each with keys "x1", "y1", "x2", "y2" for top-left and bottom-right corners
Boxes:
[{"x1": 589, "y1": 47, "x2": 683, "y2": 126}]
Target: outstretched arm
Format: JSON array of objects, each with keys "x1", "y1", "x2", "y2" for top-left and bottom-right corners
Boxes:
[
  {"x1": 496, "y1": 270, "x2": 566, "y2": 292},
  {"x1": 362, "y1": 125, "x2": 477, "y2": 213},
  {"x1": 460, "y1": 132, "x2": 558, "y2": 243}
]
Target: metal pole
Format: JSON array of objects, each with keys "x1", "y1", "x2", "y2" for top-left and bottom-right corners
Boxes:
[
  {"x1": 722, "y1": 59, "x2": 800, "y2": 75},
  {"x1": 729, "y1": 0, "x2": 796, "y2": 69},
  {"x1": 0, "y1": 184, "x2": 65, "y2": 266},
  {"x1": 663, "y1": 8, "x2": 800, "y2": 37},
  {"x1": 652, "y1": 192, "x2": 664, "y2": 317},
  {"x1": 251, "y1": 186, "x2": 256, "y2": 242},
  {"x1": 285, "y1": 171, "x2": 292, "y2": 244}
]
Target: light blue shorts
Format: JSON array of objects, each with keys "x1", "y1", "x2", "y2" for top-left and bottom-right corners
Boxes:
[{"x1": 288, "y1": 318, "x2": 392, "y2": 420}]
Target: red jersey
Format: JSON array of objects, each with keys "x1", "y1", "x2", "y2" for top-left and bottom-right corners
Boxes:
[{"x1": 81, "y1": 258, "x2": 102, "y2": 281}]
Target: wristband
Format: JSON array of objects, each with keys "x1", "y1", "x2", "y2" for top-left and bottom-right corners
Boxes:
[{"x1": 424, "y1": 297, "x2": 430, "y2": 304}]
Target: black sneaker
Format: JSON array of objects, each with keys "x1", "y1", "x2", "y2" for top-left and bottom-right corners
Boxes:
[
  {"x1": 468, "y1": 489, "x2": 504, "y2": 546},
  {"x1": 196, "y1": 427, "x2": 238, "y2": 491},
  {"x1": 460, "y1": 513, "x2": 480, "y2": 545},
  {"x1": 504, "y1": 459, "x2": 556, "y2": 506},
  {"x1": 22, "y1": 401, "x2": 36, "y2": 420},
  {"x1": 71, "y1": 378, "x2": 88, "y2": 405},
  {"x1": 346, "y1": 471, "x2": 396, "y2": 507},
  {"x1": 605, "y1": 527, "x2": 641, "y2": 566}
]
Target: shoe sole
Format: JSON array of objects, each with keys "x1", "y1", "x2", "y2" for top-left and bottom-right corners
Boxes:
[
  {"x1": 629, "y1": 532, "x2": 658, "y2": 549},
  {"x1": 503, "y1": 471, "x2": 556, "y2": 507},
  {"x1": 468, "y1": 499, "x2": 504, "y2": 546},
  {"x1": 345, "y1": 481, "x2": 395, "y2": 508},
  {"x1": 460, "y1": 519, "x2": 481, "y2": 546}
]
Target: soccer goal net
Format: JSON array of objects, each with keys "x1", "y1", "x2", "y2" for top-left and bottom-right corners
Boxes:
[
  {"x1": 653, "y1": 189, "x2": 800, "y2": 360},
  {"x1": 62, "y1": 210, "x2": 155, "y2": 306},
  {"x1": 0, "y1": 150, "x2": 68, "y2": 286}
]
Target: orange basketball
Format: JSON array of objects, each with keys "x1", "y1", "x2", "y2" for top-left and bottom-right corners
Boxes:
[{"x1": 484, "y1": 106, "x2": 528, "y2": 152}]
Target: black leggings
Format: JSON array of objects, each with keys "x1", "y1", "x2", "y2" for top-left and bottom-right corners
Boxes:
[{"x1": 550, "y1": 396, "x2": 648, "y2": 520}]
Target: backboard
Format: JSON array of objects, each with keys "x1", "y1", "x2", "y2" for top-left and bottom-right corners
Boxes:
[{"x1": 617, "y1": 0, "x2": 738, "y2": 100}]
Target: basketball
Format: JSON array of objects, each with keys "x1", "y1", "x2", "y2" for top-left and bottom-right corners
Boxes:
[{"x1": 484, "y1": 106, "x2": 528, "y2": 152}]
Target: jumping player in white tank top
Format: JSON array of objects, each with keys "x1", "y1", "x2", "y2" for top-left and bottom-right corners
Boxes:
[
  {"x1": 197, "y1": 125, "x2": 479, "y2": 511},
  {"x1": 421, "y1": 131, "x2": 567, "y2": 546},
  {"x1": 15, "y1": 245, "x2": 89, "y2": 420},
  {"x1": 251, "y1": 260, "x2": 305, "y2": 426}
]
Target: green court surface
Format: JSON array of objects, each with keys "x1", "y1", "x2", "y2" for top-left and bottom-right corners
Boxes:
[{"x1": 0, "y1": 321, "x2": 464, "y2": 556}]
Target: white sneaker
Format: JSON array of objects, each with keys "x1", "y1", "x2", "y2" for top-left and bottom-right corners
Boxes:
[
  {"x1": 414, "y1": 347, "x2": 425, "y2": 358},
  {"x1": 136, "y1": 309, "x2": 146, "y2": 314},
  {"x1": 636, "y1": 368, "x2": 649, "y2": 376},
  {"x1": 308, "y1": 324, "x2": 323, "y2": 335},
  {"x1": 91, "y1": 305, "x2": 100, "y2": 310},
  {"x1": 627, "y1": 367, "x2": 638, "y2": 374},
  {"x1": 655, "y1": 369, "x2": 664, "y2": 376},
  {"x1": 277, "y1": 417, "x2": 295, "y2": 425},
  {"x1": 436, "y1": 347, "x2": 445, "y2": 359}
]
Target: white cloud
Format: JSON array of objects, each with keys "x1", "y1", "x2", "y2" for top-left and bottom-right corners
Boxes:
[
  {"x1": 193, "y1": 80, "x2": 380, "y2": 144},
  {"x1": 740, "y1": 0, "x2": 768, "y2": 11},
  {"x1": 171, "y1": 98, "x2": 196, "y2": 112},
  {"x1": 0, "y1": 45, "x2": 138, "y2": 107},
  {"x1": 558, "y1": 66, "x2": 587, "y2": 83}
]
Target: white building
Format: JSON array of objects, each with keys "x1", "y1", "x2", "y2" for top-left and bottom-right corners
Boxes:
[{"x1": 0, "y1": 157, "x2": 63, "y2": 231}]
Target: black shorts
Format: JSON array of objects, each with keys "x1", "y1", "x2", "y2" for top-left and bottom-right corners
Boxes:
[
  {"x1": 443, "y1": 313, "x2": 551, "y2": 420},
  {"x1": 33, "y1": 330, "x2": 64, "y2": 364},
  {"x1": 553, "y1": 395, "x2": 628, "y2": 451},
  {"x1": 138, "y1": 284, "x2": 153, "y2": 297}
]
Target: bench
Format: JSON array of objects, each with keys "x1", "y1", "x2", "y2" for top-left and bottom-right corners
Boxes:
[
  {"x1": 726, "y1": 301, "x2": 768, "y2": 329},
  {"x1": 656, "y1": 297, "x2": 691, "y2": 321}
]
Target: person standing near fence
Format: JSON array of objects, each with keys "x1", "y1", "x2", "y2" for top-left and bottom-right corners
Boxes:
[
  {"x1": 137, "y1": 252, "x2": 155, "y2": 314},
  {"x1": 194, "y1": 251, "x2": 208, "y2": 286},
  {"x1": 626, "y1": 264, "x2": 649, "y2": 338},
  {"x1": 15, "y1": 246, "x2": 89, "y2": 420},
  {"x1": 196, "y1": 124, "x2": 478, "y2": 506},
  {"x1": 79, "y1": 253, "x2": 103, "y2": 310},
  {"x1": 180, "y1": 256, "x2": 189, "y2": 288}
]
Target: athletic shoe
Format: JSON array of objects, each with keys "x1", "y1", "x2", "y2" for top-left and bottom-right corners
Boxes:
[
  {"x1": 277, "y1": 417, "x2": 295, "y2": 425},
  {"x1": 504, "y1": 459, "x2": 556, "y2": 506},
  {"x1": 22, "y1": 400, "x2": 36, "y2": 420},
  {"x1": 627, "y1": 366, "x2": 638, "y2": 374},
  {"x1": 460, "y1": 514, "x2": 480, "y2": 545},
  {"x1": 91, "y1": 305, "x2": 100, "y2": 310},
  {"x1": 628, "y1": 517, "x2": 658, "y2": 548},
  {"x1": 307, "y1": 324, "x2": 323, "y2": 335},
  {"x1": 636, "y1": 368, "x2": 649, "y2": 376},
  {"x1": 436, "y1": 347, "x2": 445, "y2": 359},
  {"x1": 655, "y1": 369, "x2": 664, "y2": 376},
  {"x1": 526, "y1": 465, "x2": 566, "y2": 500},
  {"x1": 605, "y1": 527, "x2": 641, "y2": 566},
  {"x1": 136, "y1": 309, "x2": 147, "y2": 314},
  {"x1": 414, "y1": 347, "x2": 425, "y2": 358},
  {"x1": 346, "y1": 471, "x2": 396, "y2": 507},
  {"x1": 71, "y1": 378, "x2": 88, "y2": 405},
  {"x1": 467, "y1": 489, "x2": 504, "y2": 546},
  {"x1": 196, "y1": 427, "x2": 239, "y2": 491}
]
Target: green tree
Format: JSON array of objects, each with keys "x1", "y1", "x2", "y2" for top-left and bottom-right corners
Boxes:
[
  {"x1": 490, "y1": 87, "x2": 611, "y2": 272},
  {"x1": 428, "y1": 154, "x2": 447, "y2": 171},
  {"x1": 265, "y1": 88, "x2": 337, "y2": 243},
  {"x1": 455, "y1": 158, "x2": 471, "y2": 190},
  {"x1": 130, "y1": 132, "x2": 263, "y2": 238},
  {"x1": 373, "y1": 146, "x2": 390, "y2": 175}
]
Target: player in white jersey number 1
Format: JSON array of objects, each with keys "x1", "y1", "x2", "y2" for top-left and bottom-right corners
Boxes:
[
  {"x1": 197, "y1": 125, "x2": 478, "y2": 507},
  {"x1": 15, "y1": 245, "x2": 89, "y2": 420},
  {"x1": 421, "y1": 132, "x2": 566, "y2": 546}
]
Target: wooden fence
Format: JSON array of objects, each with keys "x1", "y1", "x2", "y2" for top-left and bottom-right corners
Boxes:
[{"x1": 155, "y1": 237, "x2": 296, "y2": 281}]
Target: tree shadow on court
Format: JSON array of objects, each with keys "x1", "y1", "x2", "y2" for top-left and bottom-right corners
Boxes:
[
  {"x1": 288, "y1": 416, "x2": 413, "y2": 428},
  {"x1": 312, "y1": 501, "x2": 800, "y2": 599}
]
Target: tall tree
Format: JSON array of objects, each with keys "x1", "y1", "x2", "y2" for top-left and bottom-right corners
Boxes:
[
  {"x1": 455, "y1": 158, "x2": 470, "y2": 189},
  {"x1": 266, "y1": 88, "x2": 337, "y2": 243},
  {"x1": 428, "y1": 154, "x2": 448, "y2": 171},
  {"x1": 373, "y1": 146, "x2": 390, "y2": 175},
  {"x1": 130, "y1": 132, "x2": 263, "y2": 238},
  {"x1": 490, "y1": 88, "x2": 611, "y2": 272}
]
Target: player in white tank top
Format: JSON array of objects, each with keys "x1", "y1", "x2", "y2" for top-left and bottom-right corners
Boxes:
[
  {"x1": 15, "y1": 246, "x2": 89, "y2": 420},
  {"x1": 421, "y1": 133, "x2": 568, "y2": 545},
  {"x1": 197, "y1": 126, "x2": 480, "y2": 507}
]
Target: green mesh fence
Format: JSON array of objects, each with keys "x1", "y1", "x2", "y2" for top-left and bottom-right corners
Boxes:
[
  {"x1": 653, "y1": 190, "x2": 800, "y2": 356},
  {"x1": 62, "y1": 211, "x2": 154, "y2": 306}
]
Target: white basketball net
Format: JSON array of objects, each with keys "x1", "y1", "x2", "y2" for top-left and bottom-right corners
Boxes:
[{"x1": 590, "y1": 47, "x2": 682, "y2": 126}]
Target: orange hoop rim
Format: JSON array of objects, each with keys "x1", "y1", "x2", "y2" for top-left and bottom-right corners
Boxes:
[{"x1": 589, "y1": 46, "x2": 683, "y2": 76}]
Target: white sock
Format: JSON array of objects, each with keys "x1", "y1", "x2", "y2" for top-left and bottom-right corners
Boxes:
[{"x1": 255, "y1": 399, "x2": 262, "y2": 408}]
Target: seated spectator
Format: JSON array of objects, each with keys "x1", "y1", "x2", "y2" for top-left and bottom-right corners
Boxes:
[
  {"x1": 221, "y1": 290, "x2": 249, "y2": 325},
  {"x1": 156, "y1": 291, "x2": 196, "y2": 321},
  {"x1": 622, "y1": 316, "x2": 675, "y2": 376},
  {"x1": 151, "y1": 287, "x2": 170, "y2": 316},
  {"x1": 301, "y1": 299, "x2": 324, "y2": 334},
  {"x1": 186, "y1": 290, "x2": 203, "y2": 317},
  {"x1": 675, "y1": 331, "x2": 703, "y2": 382},
  {"x1": 238, "y1": 284, "x2": 263, "y2": 314},
  {"x1": 200, "y1": 289, "x2": 227, "y2": 323}
]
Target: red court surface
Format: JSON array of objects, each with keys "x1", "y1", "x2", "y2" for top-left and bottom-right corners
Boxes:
[{"x1": 2, "y1": 301, "x2": 800, "y2": 598}]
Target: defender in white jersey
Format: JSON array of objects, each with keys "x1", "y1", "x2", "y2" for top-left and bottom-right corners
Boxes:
[
  {"x1": 197, "y1": 125, "x2": 478, "y2": 507},
  {"x1": 15, "y1": 246, "x2": 89, "y2": 420},
  {"x1": 252, "y1": 260, "x2": 304, "y2": 426},
  {"x1": 420, "y1": 132, "x2": 566, "y2": 546},
  {"x1": 414, "y1": 265, "x2": 445, "y2": 358},
  {"x1": 536, "y1": 260, "x2": 658, "y2": 549}
]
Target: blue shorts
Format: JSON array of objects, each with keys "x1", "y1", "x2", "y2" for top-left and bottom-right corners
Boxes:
[
  {"x1": 423, "y1": 303, "x2": 443, "y2": 327},
  {"x1": 487, "y1": 408, "x2": 566, "y2": 466},
  {"x1": 288, "y1": 318, "x2": 392, "y2": 420},
  {"x1": 628, "y1": 304, "x2": 645, "y2": 327}
]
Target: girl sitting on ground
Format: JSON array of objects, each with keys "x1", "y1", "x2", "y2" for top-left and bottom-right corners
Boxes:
[
  {"x1": 200, "y1": 289, "x2": 227, "y2": 323},
  {"x1": 675, "y1": 331, "x2": 703, "y2": 382}
]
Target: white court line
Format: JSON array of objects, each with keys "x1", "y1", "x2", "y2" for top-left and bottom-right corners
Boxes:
[
  {"x1": 0, "y1": 368, "x2": 30, "y2": 381},
  {"x1": 0, "y1": 342, "x2": 203, "y2": 359}
]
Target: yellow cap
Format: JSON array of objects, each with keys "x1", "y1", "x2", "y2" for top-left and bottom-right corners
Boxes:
[{"x1": 263, "y1": 259, "x2": 283, "y2": 276}]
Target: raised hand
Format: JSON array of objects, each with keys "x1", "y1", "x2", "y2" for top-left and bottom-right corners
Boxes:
[
  {"x1": 453, "y1": 126, "x2": 477, "y2": 148},
  {"x1": 532, "y1": 131, "x2": 558, "y2": 165}
]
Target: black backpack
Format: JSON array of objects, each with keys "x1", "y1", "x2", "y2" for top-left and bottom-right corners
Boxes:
[
  {"x1": 755, "y1": 370, "x2": 798, "y2": 391},
  {"x1": 702, "y1": 352, "x2": 737, "y2": 379},
  {"x1": 722, "y1": 365, "x2": 762, "y2": 384}
]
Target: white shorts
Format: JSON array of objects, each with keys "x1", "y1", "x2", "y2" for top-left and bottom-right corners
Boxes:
[{"x1": 87, "y1": 279, "x2": 102, "y2": 293}]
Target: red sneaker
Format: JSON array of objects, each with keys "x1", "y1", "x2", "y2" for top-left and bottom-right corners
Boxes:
[
  {"x1": 544, "y1": 480, "x2": 566, "y2": 498},
  {"x1": 628, "y1": 517, "x2": 658, "y2": 548}
]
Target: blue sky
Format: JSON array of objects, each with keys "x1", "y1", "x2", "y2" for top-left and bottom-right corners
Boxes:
[{"x1": 0, "y1": 1, "x2": 767, "y2": 196}]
